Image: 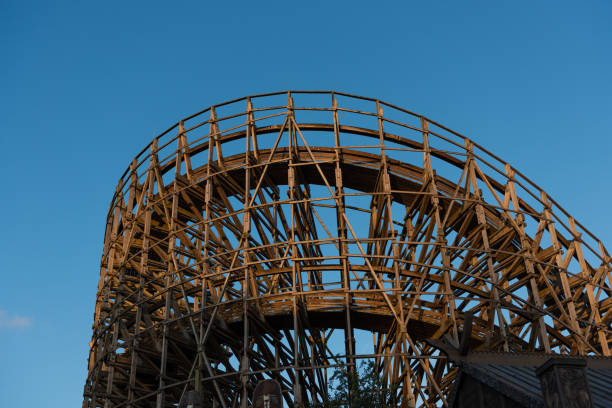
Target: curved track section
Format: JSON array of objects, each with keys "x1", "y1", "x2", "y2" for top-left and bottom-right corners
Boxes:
[{"x1": 83, "y1": 91, "x2": 611, "y2": 407}]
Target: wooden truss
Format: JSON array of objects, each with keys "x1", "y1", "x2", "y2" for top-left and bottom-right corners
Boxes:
[{"x1": 82, "y1": 91, "x2": 611, "y2": 408}]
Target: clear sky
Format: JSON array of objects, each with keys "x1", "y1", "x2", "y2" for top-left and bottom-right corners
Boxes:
[{"x1": 1, "y1": 1, "x2": 611, "y2": 406}]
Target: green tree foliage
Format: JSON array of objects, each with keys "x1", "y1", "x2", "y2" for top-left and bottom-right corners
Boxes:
[{"x1": 307, "y1": 361, "x2": 398, "y2": 408}]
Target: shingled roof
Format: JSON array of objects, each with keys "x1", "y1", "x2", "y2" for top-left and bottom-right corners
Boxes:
[
  {"x1": 425, "y1": 331, "x2": 612, "y2": 407},
  {"x1": 449, "y1": 360, "x2": 612, "y2": 408}
]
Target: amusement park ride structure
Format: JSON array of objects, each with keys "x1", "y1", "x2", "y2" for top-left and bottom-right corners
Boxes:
[{"x1": 82, "y1": 91, "x2": 611, "y2": 407}]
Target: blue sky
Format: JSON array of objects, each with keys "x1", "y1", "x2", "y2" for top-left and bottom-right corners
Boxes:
[{"x1": 1, "y1": 1, "x2": 611, "y2": 406}]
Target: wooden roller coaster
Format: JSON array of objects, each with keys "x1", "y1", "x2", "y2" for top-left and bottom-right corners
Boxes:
[{"x1": 82, "y1": 91, "x2": 611, "y2": 407}]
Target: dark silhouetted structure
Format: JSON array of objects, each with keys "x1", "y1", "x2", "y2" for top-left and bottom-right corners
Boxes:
[{"x1": 253, "y1": 380, "x2": 282, "y2": 408}]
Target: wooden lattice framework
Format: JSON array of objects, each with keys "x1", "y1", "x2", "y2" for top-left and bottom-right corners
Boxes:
[{"x1": 83, "y1": 91, "x2": 612, "y2": 408}]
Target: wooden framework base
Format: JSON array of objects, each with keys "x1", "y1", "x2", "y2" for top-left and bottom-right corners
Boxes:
[{"x1": 82, "y1": 91, "x2": 611, "y2": 408}]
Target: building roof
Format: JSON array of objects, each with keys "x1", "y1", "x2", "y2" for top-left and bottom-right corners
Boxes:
[{"x1": 448, "y1": 356, "x2": 612, "y2": 408}]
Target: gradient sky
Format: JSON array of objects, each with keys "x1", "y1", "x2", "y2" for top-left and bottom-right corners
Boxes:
[{"x1": 1, "y1": 1, "x2": 611, "y2": 406}]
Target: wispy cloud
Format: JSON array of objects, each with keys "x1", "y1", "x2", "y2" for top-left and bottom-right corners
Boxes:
[{"x1": 0, "y1": 309, "x2": 32, "y2": 328}]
